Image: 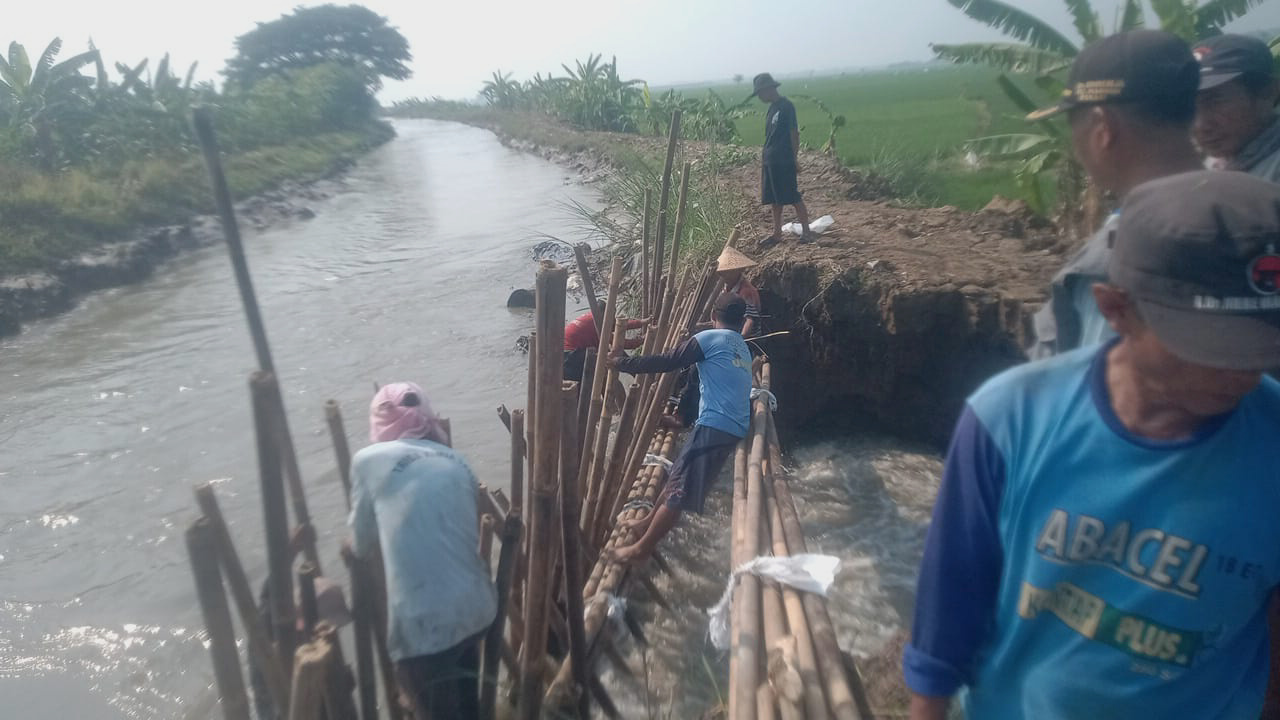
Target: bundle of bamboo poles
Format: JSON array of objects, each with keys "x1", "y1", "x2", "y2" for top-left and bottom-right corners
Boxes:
[{"x1": 727, "y1": 362, "x2": 877, "y2": 720}]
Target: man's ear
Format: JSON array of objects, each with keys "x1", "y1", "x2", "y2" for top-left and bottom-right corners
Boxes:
[{"x1": 1092, "y1": 282, "x2": 1138, "y2": 334}]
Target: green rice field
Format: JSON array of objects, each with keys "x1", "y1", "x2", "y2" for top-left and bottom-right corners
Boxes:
[{"x1": 679, "y1": 65, "x2": 1048, "y2": 209}]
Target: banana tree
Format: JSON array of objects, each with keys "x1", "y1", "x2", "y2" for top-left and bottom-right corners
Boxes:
[
  {"x1": 0, "y1": 38, "x2": 98, "y2": 167},
  {"x1": 935, "y1": 0, "x2": 1269, "y2": 229},
  {"x1": 481, "y1": 70, "x2": 523, "y2": 109}
]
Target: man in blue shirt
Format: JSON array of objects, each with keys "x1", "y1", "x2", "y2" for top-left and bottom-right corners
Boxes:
[
  {"x1": 605, "y1": 293, "x2": 753, "y2": 564},
  {"x1": 905, "y1": 170, "x2": 1280, "y2": 719},
  {"x1": 1027, "y1": 30, "x2": 1203, "y2": 359},
  {"x1": 348, "y1": 382, "x2": 496, "y2": 720}
]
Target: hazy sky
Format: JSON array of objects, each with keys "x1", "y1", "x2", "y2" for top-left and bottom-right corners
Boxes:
[{"x1": 12, "y1": 0, "x2": 1280, "y2": 102}]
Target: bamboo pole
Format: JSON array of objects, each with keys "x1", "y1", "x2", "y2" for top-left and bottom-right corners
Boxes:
[
  {"x1": 517, "y1": 260, "x2": 567, "y2": 720},
  {"x1": 575, "y1": 243, "x2": 604, "y2": 335},
  {"x1": 728, "y1": 432, "x2": 750, "y2": 720},
  {"x1": 586, "y1": 382, "x2": 641, "y2": 543},
  {"x1": 577, "y1": 258, "x2": 623, "y2": 518},
  {"x1": 251, "y1": 371, "x2": 298, "y2": 673},
  {"x1": 186, "y1": 518, "x2": 252, "y2": 720},
  {"x1": 298, "y1": 562, "x2": 320, "y2": 638},
  {"x1": 559, "y1": 383, "x2": 591, "y2": 719},
  {"x1": 193, "y1": 483, "x2": 291, "y2": 715},
  {"x1": 758, "y1": 684, "x2": 779, "y2": 720},
  {"x1": 733, "y1": 392, "x2": 770, "y2": 720},
  {"x1": 764, "y1": 412, "x2": 863, "y2": 720},
  {"x1": 576, "y1": 348, "x2": 596, "y2": 453},
  {"x1": 580, "y1": 313, "x2": 627, "y2": 536},
  {"x1": 508, "y1": 409, "x2": 527, "y2": 657},
  {"x1": 192, "y1": 108, "x2": 319, "y2": 572},
  {"x1": 342, "y1": 548, "x2": 378, "y2": 720},
  {"x1": 652, "y1": 109, "x2": 682, "y2": 309},
  {"x1": 481, "y1": 512, "x2": 523, "y2": 720},
  {"x1": 640, "y1": 190, "x2": 652, "y2": 318},
  {"x1": 669, "y1": 161, "x2": 692, "y2": 282},
  {"x1": 479, "y1": 514, "x2": 497, "y2": 574},
  {"x1": 325, "y1": 400, "x2": 353, "y2": 507},
  {"x1": 766, "y1": 489, "x2": 829, "y2": 720}
]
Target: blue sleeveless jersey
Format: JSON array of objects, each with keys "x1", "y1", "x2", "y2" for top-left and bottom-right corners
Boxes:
[
  {"x1": 905, "y1": 341, "x2": 1280, "y2": 719},
  {"x1": 693, "y1": 329, "x2": 752, "y2": 438}
]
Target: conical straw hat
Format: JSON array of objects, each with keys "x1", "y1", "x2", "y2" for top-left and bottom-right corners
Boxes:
[{"x1": 716, "y1": 245, "x2": 757, "y2": 272}]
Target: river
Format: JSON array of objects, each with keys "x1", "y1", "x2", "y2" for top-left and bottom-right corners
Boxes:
[{"x1": 0, "y1": 119, "x2": 942, "y2": 718}]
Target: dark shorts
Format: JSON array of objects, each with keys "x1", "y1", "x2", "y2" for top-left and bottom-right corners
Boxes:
[
  {"x1": 762, "y1": 161, "x2": 801, "y2": 205},
  {"x1": 563, "y1": 348, "x2": 587, "y2": 382},
  {"x1": 396, "y1": 631, "x2": 484, "y2": 720},
  {"x1": 659, "y1": 424, "x2": 741, "y2": 514}
]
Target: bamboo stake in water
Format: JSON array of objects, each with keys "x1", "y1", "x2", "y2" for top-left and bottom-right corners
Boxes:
[
  {"x1": 342, "y1": 547, "x2": 378, "y2": 720},
  {"x1": 574, "y1": 243, "x2": 604, "y2": 335},
  {"x1": 578, "y1": 258, "x2": 623, "y2": 509},
  {"x1": 481, "y1": 511, "x2": 522, "y2": 720},
  {"x1": 194, "y1": 483, "x2": 291, "y2": 715},
  {"x1": 251, "y1": 371, "x2": 298, "y2": 674},
  {"x1": 187, "y1": 517, "x2": 252, "y2": 720},
  {"x1": 668, "y1": 161, "x2": 692, "y2": 282},
  {"x1": 325, "y1": 400, "x2": 353, "y2": 507},
  {"x1": 559, "y1": 382, "x2": 591, "y2": 719},
  {"x1": 581, "y1": 313, "x2": 627, "y2": 535},
  {"x1": 640, "y1": 190, "x2": 652, "y2": 318},
  {"x1": 652, "y1": 109, "x2": 682, "y2": 308},
  {"x1": 518, "y1": 261, "x2": 567, "y2": 720},
  {"x1": 192, "y1": 108, "x2": 319, "y2": 572}
]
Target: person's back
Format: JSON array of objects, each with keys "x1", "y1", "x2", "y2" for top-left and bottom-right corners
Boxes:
[
  {"x1": 690, "y1": 327, "x2": 751, "y2": 436},
  {"x1": 350, "y1": 438, "x2": 496, "y2": 660}
]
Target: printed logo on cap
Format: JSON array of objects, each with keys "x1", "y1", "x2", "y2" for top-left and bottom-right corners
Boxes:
[{"x1": 1247, "y1": 246, "x2": 1280, "y2": 295}]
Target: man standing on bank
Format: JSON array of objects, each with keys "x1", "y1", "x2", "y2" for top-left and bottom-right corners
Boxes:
[
  {"x1": 904, "y1": 170, "x2": 1280, "y2": 720},
  {"x1": 752, "y1": 72, "x2": 813, "y2": 248}
]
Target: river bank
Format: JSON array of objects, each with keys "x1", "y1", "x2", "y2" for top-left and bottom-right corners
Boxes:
[
  {"x1": 0, "y1": 123, "x2": 394, "y2": 337},
  {"x1": 403, "y1": 107, "x2": 1072, "y2": 447}
]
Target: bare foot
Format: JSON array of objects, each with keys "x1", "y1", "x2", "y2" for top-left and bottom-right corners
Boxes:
[{"x1": 606, "y1": 542, "x2": 649, "y2": 565}]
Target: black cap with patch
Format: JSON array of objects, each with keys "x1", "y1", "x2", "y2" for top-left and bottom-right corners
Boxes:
[
  {"x1": 1027, "y1": 30, "x2": 1198, "y2": 121},
  {"x1": 1110, "y1": 170, "x2": 1280, "y2": 371},
  {"x1": 1194, "y1": 34, "x2": 1275, "y2": 90}
]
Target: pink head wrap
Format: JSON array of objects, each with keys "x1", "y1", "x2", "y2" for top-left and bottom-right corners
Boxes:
[{"x1": 369, "y1": 382, "x2": 448, "y2": 444}]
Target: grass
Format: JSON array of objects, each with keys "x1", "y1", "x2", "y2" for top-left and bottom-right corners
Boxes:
[
  {"x1": 673, "y1": 65, "x2": 1043, "y2": 209},
  {"x1": 0, "y1": 122, "x2": 393, "y2": 275}
]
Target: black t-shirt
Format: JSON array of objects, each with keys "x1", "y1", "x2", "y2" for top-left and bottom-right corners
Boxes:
[{"x1": 763, "y1": 97, "x2": 798, "y2": 165}]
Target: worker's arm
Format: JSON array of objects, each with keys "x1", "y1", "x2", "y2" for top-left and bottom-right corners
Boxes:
[
  {"x1": 624, "y1": 317, "x2": 652, "y2": 330},
  {"x1": 609, "y1": 336, "x2": 703, "y2": 375},
  {"x1": 741, "y1": 317, "x2": 756, "y2": 338},
  {"x1": 789, "y1": 101, "x2": 800, "y2": 163},
  {"x1": 909, "y1": 695, "x2": 949, "y2": 720},
  {"x1": 903, "y1": 405, "x2": 1006, "y2": 710},
  {"x1": 347, "y1": 460, "x2": 377, "y2": 560},
  {"x1": 623, "y1": 336, "x2": 645, "y2": 350}
]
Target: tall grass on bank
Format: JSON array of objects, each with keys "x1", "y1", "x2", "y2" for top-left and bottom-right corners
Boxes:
[
  {"x1": 0, "y1": 124, "x2": 392, "y2": 274},
  {"x1": 552, "y1": 144, "x2": 745, "y2": 308}
]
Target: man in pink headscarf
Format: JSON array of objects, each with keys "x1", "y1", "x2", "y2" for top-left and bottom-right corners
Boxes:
[{"x1": 348, "y1": 382, "x2": 495, "y2": 720}]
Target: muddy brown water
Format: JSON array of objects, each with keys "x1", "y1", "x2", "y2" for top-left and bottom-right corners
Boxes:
[{"x1": 0, "y1": 119, "x2": 942, "y2": 718}]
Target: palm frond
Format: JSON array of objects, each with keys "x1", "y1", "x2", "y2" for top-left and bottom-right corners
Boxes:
[
  {"x1": 1195, "y1": 0, "x2": 1268, "y2": 37},
  {"x1": 964, "y1": 132, "x2": 1057, "y2": 159},
  {"x1": 1149, "y1": 0, "x2": 1197, "y2": 40},
  {"x1": 1063, "y1": 0, "x2": 1102, "y2": 43},
  {"x1": 945, "y1": 0, "x2": 1080, "y2": 55},
  {"x1": 931, "y1": 42, "x2": 1071, "y2": 74},
  {"x1": 1118, "y1": 0, "x2": 1145, "y2": 32}
]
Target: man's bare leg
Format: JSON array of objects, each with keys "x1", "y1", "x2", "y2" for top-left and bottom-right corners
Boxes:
[
  {"x1": 794, "y1": 200, "x2": 812, "y2": 237},
  {"x1": 608, "y1": 504, "x2": 682, "y2": 564}
]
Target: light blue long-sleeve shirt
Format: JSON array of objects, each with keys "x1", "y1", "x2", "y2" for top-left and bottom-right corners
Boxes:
[{"x1": 349, "y1": 438, "x2": 496, "y2": 660}]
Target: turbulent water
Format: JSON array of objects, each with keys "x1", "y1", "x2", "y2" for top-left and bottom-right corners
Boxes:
[{"x1": 0, "y1": 119, "x2": 943, "y2": 718}]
